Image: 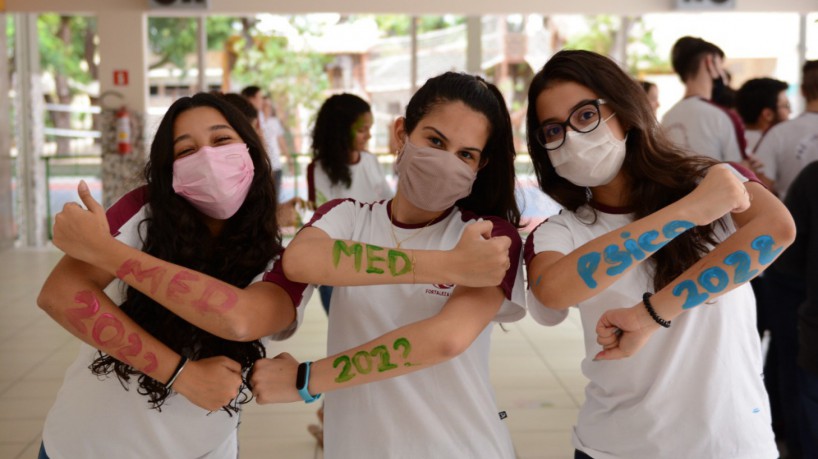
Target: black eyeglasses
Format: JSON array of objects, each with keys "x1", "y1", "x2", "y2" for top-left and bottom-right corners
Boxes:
[{"x1": 536, "y1": 99, "x2": 607, "y2": 150}]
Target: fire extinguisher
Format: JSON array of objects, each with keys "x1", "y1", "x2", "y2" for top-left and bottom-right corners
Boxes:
[{"x1": 116, "y1": 106, "x2": 132, "y2": 154}]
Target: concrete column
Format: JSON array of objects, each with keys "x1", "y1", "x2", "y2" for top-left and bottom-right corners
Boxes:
[
  {"x1": 16, "y1": 13, "x2": 47, "y2": 247},
  {"x1": 466, "y1": 16, "x2": 482, "y2": 74},
  {"x1": 97, "y1": 10, "x2": 148, "y2": 207},
  {"x1": 0, "y1": 14, "x2": 15, "y2": 250}
]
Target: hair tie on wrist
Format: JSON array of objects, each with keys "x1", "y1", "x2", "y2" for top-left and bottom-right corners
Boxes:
[{"x1": 643, "y1": 292, "x2": 671, "y2": 328}]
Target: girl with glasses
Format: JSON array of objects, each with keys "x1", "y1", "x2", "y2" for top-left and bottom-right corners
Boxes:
[{"x1": 525, "y1": 50, "x2": 794, "y2": 459}]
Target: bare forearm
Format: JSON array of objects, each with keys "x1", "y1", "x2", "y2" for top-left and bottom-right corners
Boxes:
[
  {"x1": 532, "y1": 200, "x2": 701, "y2": 309},
  {"x1": 652, "y1": 216, "x2": 794, "y2": 321},
  {"x1": 38, "y1": 277, "x2": 180, "y2": 384},
  {"x1": 89, "y1": 240, "x2": 292, "y2": 341},
  {"x1": 283, "y1": 237, "x2": 454, "y2": 286}
]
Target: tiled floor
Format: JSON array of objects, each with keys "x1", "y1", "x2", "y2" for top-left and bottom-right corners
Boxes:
[{"x1": 0, "y1": 246, "x2": 587, "y2": 459}]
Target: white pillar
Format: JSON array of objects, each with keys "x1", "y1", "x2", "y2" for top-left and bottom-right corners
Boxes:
[
  {"x1": 97, "y1": 10, "x2": 149, "y2": 207},
  {"x1": 0, "y1": 14, "x2": 15, "y2": 250},
  {"x1": 15, "y1": 13, "x2": 47, "y2": 247},
  {"x1": 466, "y1": 16, "x2": 482, "y2": 74}
]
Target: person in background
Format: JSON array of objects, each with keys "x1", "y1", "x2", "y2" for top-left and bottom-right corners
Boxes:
[
  {"x1": 241, "y1": 86, "x2": 287, "y2": 197},
  {"x1": 736, "y1": 77, "x2": 791, "y2": 155},
  {"x1": 525, "y1": 49, "x2": 793, "y2": 459},
  {"x1": 307, "y1": 93, "x2": 393, "y2": 314},
  {"x1": 661, "y1": 36, "x2": 746, "y2": 162},
  {"x1": 769, "y1": 150, "x2": 818, "y2": 459},
  {"x1": 639, "y1": 80, "x2": 660, "y2": 116},
  {"x1": 753, "y1": 60, "x2": 818, "y2": 200}
]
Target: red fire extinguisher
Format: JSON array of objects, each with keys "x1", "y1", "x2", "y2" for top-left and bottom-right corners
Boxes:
[{"x1": 116, "y1": 106, "x2": 132, "y2": 154}]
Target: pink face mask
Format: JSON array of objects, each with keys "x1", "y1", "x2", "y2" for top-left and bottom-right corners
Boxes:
[
  {"x1": 395, "y1": 141, "x2": 477, "y2": 212},
  {"x1": 172, "y1": 143, "x2": 255, "y2": 219}
]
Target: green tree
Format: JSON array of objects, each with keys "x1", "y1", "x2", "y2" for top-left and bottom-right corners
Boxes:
[
  {"x1": 564, "y1": 15, "x2": 668, "y2": 75},
  {"x1": 147, "y1": 16, "x2": 235, "y2": 71},
  {"x1": 37, "y1": 14, "x2": 98, "y2": 154}
]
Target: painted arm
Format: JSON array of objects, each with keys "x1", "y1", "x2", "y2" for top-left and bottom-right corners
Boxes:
[
  {"x1": 283, "y1": 223, "x2": 511, "y2": 288},
  {"x1": 250, "y1": 285, "x2": 505, "y2": 403},
  {"x1": 527, "y1": 165, "x2": 751, "y2": 310},
  {"x1": 51, "y1": 182, "x2": 296, "y2": 342},
  {"x1": 37, "y1": 256, "x2": 243, "y2": 411},
  {"x1": 594, "y1": 180, "x2": 796, "y2": 360}
]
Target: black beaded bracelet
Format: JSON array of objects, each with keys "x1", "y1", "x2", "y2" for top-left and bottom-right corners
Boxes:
[
  {"x1": 165, "y1": 355, "x2": 189, "y2": 389},
  {"x1": 643, "y1": 292, "x2": 671, "y2": 328}
]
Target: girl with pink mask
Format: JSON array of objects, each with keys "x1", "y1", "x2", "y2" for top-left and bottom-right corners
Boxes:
[
  {"x1": 250, "y1": 72, "x2": 525, "y2": 458},
  {"x1": 524, "y1": 50, "x2": 793, "y2": 459},
  {"x1": 37, "y1": 93, "x2": 307, "y2": 458}
]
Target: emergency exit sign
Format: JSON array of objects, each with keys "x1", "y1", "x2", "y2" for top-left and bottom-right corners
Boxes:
[
  {"x1": 149, "y1": 0, "x2": 209, "y2": 9},
  {"x1": 676, "y1": 0, "x2": 735, "y2": 10}
]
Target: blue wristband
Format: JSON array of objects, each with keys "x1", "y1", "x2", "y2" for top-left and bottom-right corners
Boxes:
[{"x1": 296, "y1": 361, "x2": 322, "y2": 404}]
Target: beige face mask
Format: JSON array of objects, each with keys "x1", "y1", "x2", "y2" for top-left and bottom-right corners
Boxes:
[{"x1": 395, "y1": 141, "x2": 477, "y2": 212}]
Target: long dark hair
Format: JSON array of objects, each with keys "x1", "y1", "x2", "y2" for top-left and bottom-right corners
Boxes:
[
  {"x1": 404, "y1": 72, "x2": 521, "y2": 227},
  {"x1": 311, "y1": 93, "x2": 371, "y2": 188},
  {"x1": 526, "y1": 50, "x2": 721, "y2": 291},
  {"x1": 90, "y1": 93, "x2": 281, "y2": 413}
]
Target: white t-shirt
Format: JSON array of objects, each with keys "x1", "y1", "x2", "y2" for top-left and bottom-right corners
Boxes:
[
  {"x1": 754, "y1": 112, "x2": 818, "y2": 199},
  {"x1": 307, "y1": 152, "x2": 392, "y2": 207},
  {"x1": 662, "y1": 97, "x2": 744, "y2": 162},
  {"x1": 745, "y1": 128, "x2": 763, "y2": 154},
  {"x1": 524, "y1": 181, "x2": 778, "y2": 459},
  {"x1": 305, "y1": 198, "x2": 526, "y2": 459},
  {"x1": 260, "y1": 113, "x2": 284, "y2": 171},
  {"x1": 42, "y1": 187, "x2": 309, "y2": 459}
]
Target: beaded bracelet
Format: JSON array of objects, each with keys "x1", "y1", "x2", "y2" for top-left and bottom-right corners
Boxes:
[
  {"x1": 165, "y1": 355, "x2": 189, "y2": 390},
  {"x1": 643, "y1": 292, "x2": 671, "y2": 328}
]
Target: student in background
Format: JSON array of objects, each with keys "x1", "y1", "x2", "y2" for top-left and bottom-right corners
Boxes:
[{"x1": 661, "y1": 36, "x2": 746, "y2": 162}]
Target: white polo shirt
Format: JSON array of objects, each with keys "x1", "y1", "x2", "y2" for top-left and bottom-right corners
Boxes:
[
  {"x1": 307, "y1": 151, "x2": 393, "y2": 208},
  {"x1": 42, "y1": 187, "x2": 309, "y2": 459},
  {"x1": 305, "y1": 198, "x2": 526, "y2": 459},
  {"x1": 754, "y1": 111, "x2": 818, "y2": 199},
  {"x1": 662, "y1": 97, "x2": 744, "y2": 162}
]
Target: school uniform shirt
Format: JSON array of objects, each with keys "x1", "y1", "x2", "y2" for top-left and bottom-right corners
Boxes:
[
  {"x1": 745, "y1": 128, "x2": 763, "y2": 155},
  {"x1": 753, "y1": 111, "x2": 818, "y2": 199},
  {"x1": 307, "y1": 151, "x2": 392, "y2": 208},
  {"x1": 524, "y1": 169, "x2": 778, "y2": 459},
  {"x1": 305, "y1": 198, "x2": 526, "y2": 459},
  {"x1": 661, "y1": 97, "x2": 744, "y2": 162},
  {"x1": 42, "y1": 186, "x2": 309, "y2": 459},
  {"x1": 260, "y1": 112, "x2": 284, "y2": 172}
]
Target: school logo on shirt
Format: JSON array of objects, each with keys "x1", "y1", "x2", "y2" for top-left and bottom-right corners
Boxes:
[{"x1": 425, "y1": 284, "x2": 454, "y2": 297}]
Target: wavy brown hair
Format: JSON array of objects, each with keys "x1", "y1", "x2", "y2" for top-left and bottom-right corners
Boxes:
[
  {"x1": 526, "y1": 50, "x2": 723, "y2": 290},
  {"x1": 90, "y1": 93, "x2": 280, "y2": 413}
]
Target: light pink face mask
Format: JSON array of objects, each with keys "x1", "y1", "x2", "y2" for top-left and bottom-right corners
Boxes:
[
  {"x1": 395, "y1": 141, "x2": 477, "y2": 212},
  {"x1": 172, "y1": 143, "x2": 255, "y2": 220}
]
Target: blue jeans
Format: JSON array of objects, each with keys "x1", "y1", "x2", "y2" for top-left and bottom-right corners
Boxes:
[
  {"x1": 318, "y1": 285, "x2": 333, "y2": 315},
  {"x1": 800, "y1": 366, "x2": 818, "y2": 459}
]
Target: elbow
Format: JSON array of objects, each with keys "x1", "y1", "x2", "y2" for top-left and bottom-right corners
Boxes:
[
  {"x1": 776, "y1": 212, "x2": 797, "y2": 248},
  {"x1": 281, "y1": 247, "x2": 312, "y2": 284},
  {"x1": 438, "y1": 333, "x2": 472, "y2": 360},
  {"x1": 532, "y1": 285, "x2": 573, "y2": 311},
  {"x1": 222, "y1": 321, "x2": 258, "y2": 342},
  {"x1": 37, "y1": 284, "x2": 60, "y2": 316}
]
